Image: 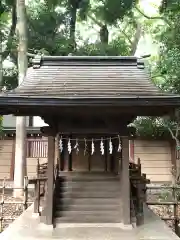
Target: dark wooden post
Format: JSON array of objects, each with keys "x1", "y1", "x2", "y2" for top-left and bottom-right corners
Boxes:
[
  {"x1": 110, "y1": 139, "x2": 115, "y2": 173},
  {"x1": 34, "y1": 158, "x2": 40, "y2": 213},
  {"x1": 23, "y1": 176, "x2": 28, "y2": 210},
  {"x1": 60, "y1": 149, "x2": 65, "y2": 171},
  {"x1": 44, "y1": 135, "x2": 55, "y2": 225},
  {"x1": 68, "y1": 152, "x2": 72, "y2": 171},
  {"x1": 68, "y1": 135, "x2": 72, "y2": 171},
  {"x1": 104, "y1": 139, "x2": 108, "y2": 172},
  {"x1": 172, "y1": 185, "x2": 179, "y2": 235},
  {"x1": 121, "y1": 136, "x2": 131, "y2": 225}
]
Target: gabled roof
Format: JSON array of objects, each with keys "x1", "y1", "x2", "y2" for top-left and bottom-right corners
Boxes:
[
  {"x1": 0, "y1": 55, "x2": 180, "y2": 117},
  {"x1": 7, "y1": 55, "x2": 166, "y2": 98}
]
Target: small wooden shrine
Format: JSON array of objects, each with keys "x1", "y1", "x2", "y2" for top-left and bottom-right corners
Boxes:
[{"x1": 0, "y1": 55, "x2": 180, "y2": 226}]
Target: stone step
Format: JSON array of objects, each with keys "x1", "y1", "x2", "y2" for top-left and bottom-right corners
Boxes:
[
  {"x1": 56, "y1": 183, "x2": 120, "y2": 191},
  {"x1": 58, "y1": 171, "x2": 118, "y2": 177},
  {"x1": 57, "y1": 177, "x2": 119, "y2": 185},
  {"x1": 55, "y1": 204, "x2": 121, "y2": 211},
  {"x1": 55, "y1": 214, "x2": 121, "y2": 223},
  {"x1": 56, "y1": 181, "x2": 120, "y2": 190},
  {"x1": 55, "y1": 197, "x2": 121, "y2": 205},
  {"x1": 55, "y1": 210, "x2": 121, "y2": 218},
  {"x1": 55, "y1": 191, "x2": 121, "y2": 198}
]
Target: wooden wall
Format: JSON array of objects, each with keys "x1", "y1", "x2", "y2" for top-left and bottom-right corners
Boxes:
[
  {"x1": 0, "y1": 139, "x2": 14, "y2": 179},
  {"x1": 133, "y1": 140, "x2": 172, "y2": 182},
  {"x1": 0, "y1": 138, "x2": 174, "y2": 182}
]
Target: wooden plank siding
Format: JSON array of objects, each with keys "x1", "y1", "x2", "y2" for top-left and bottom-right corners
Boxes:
[
  {"x1": 0, "y1": 137, "x2": 175, "y2": 182},
  {"x1": 26, "y1": 138, "x2": 48, "y2": 178},
  {"x1": 0, "y1": 139, "x2": 14, "y2": 179},
  {"x1": 0, "y1": 138, "x2": 48, "y2": 180},
  {"x1": 133, "y1": 140, "x2": 172, "y2": 182}
]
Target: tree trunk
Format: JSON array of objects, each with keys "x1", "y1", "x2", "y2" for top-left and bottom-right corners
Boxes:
[
  {"x1": 130, "y1": 22, "x2": 142, "y2": 56},
  {"x1": 0, "y1": 39, "x2": 2, "y2": 87},
  {"x1": 100, "y1": 25, "x2": 109, "y2": 44},
  {"x1": 13, "y1": 0, "x2": 28, "y2": 198},
  {"x1": 69, "y1": 6, "x2": 77, "y2": 52}
]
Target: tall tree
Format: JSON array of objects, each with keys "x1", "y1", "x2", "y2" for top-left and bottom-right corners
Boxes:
[
  {"x1": 132, "y1": 0, "x2": 180, "y2": 183},
  {"x1": 13, "y1": 0, "x2": 27, "y2": 197}
]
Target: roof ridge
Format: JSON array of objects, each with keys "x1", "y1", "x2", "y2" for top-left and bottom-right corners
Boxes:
[{"x1": 32, "y1": 55, "x2": 143, "y2": 69}]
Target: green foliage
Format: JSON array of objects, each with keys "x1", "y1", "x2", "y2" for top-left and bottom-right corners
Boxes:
[
  {"x1": 132, "y1": 117, "x2": 173, "y2": 138},
  {"x1": 3, "y1": 67, "x2": 18, "y2": 90},
  {"x1": 132, "y1": 1, "x2": 180, "y2": 139},
  {"x1": 154, "y1": 1, "x2": 180, "y2": 94},
  {"x1": 76, "y1": 36, "x2": 130, "y2": 56},
  {"x1": 93, "y1": 0, "x2": 136, "y2": 25},
  {"x1": 78, "y1": 0, "x2": 90, "y2": 20},
  {"x1": 27, "y1": 3, "x2": 69, "y2": 55},
  {"x1": 0, "y1": 0, "x2": 140, "y2": 92}
]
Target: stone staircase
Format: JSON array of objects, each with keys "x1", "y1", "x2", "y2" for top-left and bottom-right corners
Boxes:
[{"x1": 53, "y1": 172, "x2": 122, "y2": 225}]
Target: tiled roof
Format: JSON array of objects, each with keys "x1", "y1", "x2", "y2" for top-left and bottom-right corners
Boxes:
[{"x1": 8, "y1": 56, "x2": 166, "y2": 98}]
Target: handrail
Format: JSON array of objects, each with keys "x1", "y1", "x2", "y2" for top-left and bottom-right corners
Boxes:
[{"x1": 129, "y1": 158, "x2": 149, "y2": 226}]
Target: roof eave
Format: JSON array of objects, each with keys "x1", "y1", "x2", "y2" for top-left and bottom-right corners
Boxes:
[{"x1": 0, "y1": 95, "x2": 180, "y2": 107}]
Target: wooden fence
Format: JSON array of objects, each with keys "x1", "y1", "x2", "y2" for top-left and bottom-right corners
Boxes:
[{"x1": 146, "y1": 185, "x2": 180, "y2": 236}]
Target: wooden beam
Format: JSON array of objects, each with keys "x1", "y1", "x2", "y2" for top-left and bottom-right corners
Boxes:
[
  {"x1": 121, "y1": 136, "x2": 131, "y2": 225},
  {"x1": 40, "y1": 126, "x2": 57, "y2": 136},
  {"x1": 56, "y1": 126, "x2": 136, "y2": 135}
]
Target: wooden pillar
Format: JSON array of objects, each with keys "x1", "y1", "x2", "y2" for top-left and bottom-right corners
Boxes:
[
  {"x1": 104, "y1": 139, "x2": 108, "y2": 172},
  {"x1": 110, "y1": 140, "x2": 115, "y2": 172},
  {"x1": 68, "y1": 135, "x2": 72, "y2": 171},
  {"x1": 44, "y1": 135, "x2": 55, "y2": 225},
  {"x1": 121, "y1": 136, "x2": 131, "y2": 225},
  {"x1": 54, "y1": 134, "x2": 59, "y2": 166},
  {"x1": 60, "y1": 140, "x2": 65, "y2": 171}
]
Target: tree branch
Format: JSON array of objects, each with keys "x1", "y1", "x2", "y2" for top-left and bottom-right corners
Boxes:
[
  {"x1": 135, "y1": 6, "x2": 171, "y2": 26},
  {"x1": 2, "y1": 4, "x2": 17, "y2": 60},
  {"x1": 87, "y1": 13, "x2": 103, "y2": 28},
  {"x1": 175, "y1": 122, "x2": 180, "y2": 138},
  {"x1": 163, "y1": 120, "x2": 179, "y2": 146},
  {"x1": 121, "y1": 30, "x2": 132, "y2": 45}
]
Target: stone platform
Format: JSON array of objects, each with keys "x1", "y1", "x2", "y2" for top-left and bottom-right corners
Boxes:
[{"x1": 0, "y1": 204, "x2": 179, "y2": 240}]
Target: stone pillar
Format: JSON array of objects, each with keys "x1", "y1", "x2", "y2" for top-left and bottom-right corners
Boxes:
[
  {"x1": 121, "y1": 136, "x2": 130, "y2": 225},
  {"x1": 13, "y1": 117, "x2": 27, "y2": 198}
]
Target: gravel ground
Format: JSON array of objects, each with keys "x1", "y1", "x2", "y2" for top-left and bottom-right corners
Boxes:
[
  {"x1": 146, "y1": 190, "x2": 180, "y2": 232},
  {"x1": 0, "y1": 190, "x2": 34, "y2": 232}
]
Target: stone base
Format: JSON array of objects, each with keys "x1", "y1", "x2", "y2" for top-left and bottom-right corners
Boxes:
[
  {"x1": 37, "y1": 222, "x2": 53, "y2": 231},
  {"x1": 55, "y1": 223, "x2": 133, "y2": 230}
]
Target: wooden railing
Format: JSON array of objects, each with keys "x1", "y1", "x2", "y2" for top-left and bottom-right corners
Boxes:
[
  {"x1": 129, "y1": 158, "x2": 150, "y2": 226},
  {"x1": 26, "y1": 139, "x2": 48, "y2": 158},
  {"x1": 146, "y1": 185, "x2": 180, "y2": 236},
  {"x1": 29, "y1": 159, "x2": 47, "y2": 214},
  {"x1": 29, "y1": 159, "x2": 59, "y2": 225}
]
